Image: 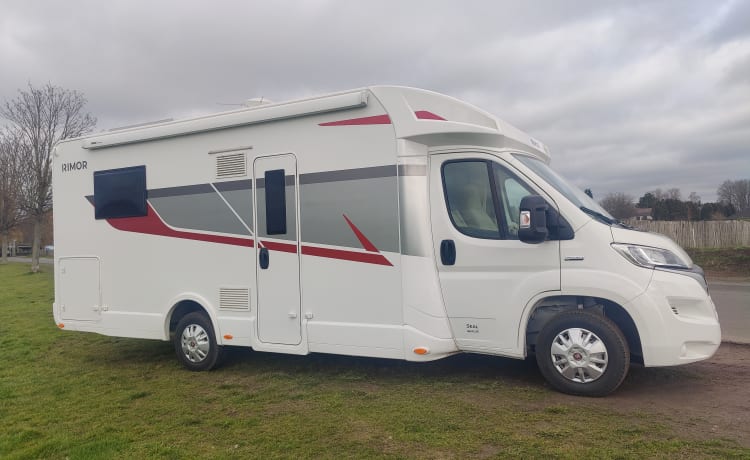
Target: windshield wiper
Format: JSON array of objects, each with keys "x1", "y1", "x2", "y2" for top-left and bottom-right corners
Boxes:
[{"x1": 579, "y1": 206, "x2": 631, "y2": 228}]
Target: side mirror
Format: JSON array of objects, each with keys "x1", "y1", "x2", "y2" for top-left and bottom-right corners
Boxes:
[{"x1": 519, "y1": 195, "x2": 549, "y2": 244}]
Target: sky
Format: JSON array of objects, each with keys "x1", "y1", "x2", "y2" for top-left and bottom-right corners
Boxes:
[{"x1": 1, "y1": 0, "x2": 748, "y2": 202}]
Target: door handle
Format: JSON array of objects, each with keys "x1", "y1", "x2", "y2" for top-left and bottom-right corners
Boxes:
[
  {"x1": 259, "y1": 247, "x2": 269, "y2": 269},
  {"x1": 440, "y1": 239, "x2": 456, "y2": 266}
]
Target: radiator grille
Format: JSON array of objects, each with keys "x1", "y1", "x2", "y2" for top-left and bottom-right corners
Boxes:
[
  {"x1": 219, "y1": 287, "x2": 250, "y2": 311},
  {"x1": 216, "y1": 152, "x2": 247, "y2": 179}
]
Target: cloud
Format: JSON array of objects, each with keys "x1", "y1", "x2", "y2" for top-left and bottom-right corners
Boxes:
[{"x1": 1, "y1": 0, "x2": 747, "y2": 202}]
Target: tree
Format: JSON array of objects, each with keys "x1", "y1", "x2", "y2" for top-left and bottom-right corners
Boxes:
[
  {"x1": 700, "y1": 202, "x2": 734, "y2": 220},
  {"x1": 717, "y1": 179, "x2": 750, "y2": 217},
  {"x1": 0, "y1": 131, "x2": 25, "y2": 262},
  {"x1": 1, "y1": 83, "x2": 96, "y2": 272},
  {"x1": 666, "y1": 188, "x2": 682, "y2": 201},
  {"x1": 637, "y1": 192, "x2": 657, "y2": 209},
  {"x1": 653, "y1": 198, "x2": 687, "y2": 221},
  {"x1": 599, "y1": 192, "x2": 636, "y2": 220},
  {"x1": 651, "y1": 188, "x2": 665, "y2": 200}
]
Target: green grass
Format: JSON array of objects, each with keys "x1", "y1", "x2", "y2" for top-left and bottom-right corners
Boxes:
[
  {"x1": 686, "y1": 247, "x2": 750, "y2": 276},
  {"x1": 0, "y1": 263, "x2": 747, "y2": 459}
]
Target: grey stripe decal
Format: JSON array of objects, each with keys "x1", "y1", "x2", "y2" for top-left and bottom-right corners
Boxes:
[
  {"x1": 150, "y1": 192, "x2": 252, "y2": 236},
  {"x1": 256, "y1": 175, "x2": 295, "y2": 188},
  {"x1": 214, "y1": 179, "x2": 252, "y2": 192},
  {"x1": 299, "y1": 165, "x2": 397, "y2": 185},
  {"x1": 148, "y1": 164, "x2": 426, "y2": 196},
  {"x1": 149, "y1": 183, "x2": 214, "y2": 198},
  {"x1": 91, "y1": 164, "x2": 416, "y2": 255}
]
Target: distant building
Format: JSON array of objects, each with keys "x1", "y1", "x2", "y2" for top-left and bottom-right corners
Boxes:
[{"x1": 632, "y1": 208, "x2": 653, "y2": 221}]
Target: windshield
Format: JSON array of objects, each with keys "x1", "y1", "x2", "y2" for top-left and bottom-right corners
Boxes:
[{"x1": 513, "y1": 153, "x2": 614, "y2": 220}]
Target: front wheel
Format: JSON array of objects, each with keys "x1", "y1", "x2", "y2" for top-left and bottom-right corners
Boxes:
[
  {"x1": 174, "y1": 312, "x2": 222, "y2": 371},
  {"x1": 536, "y1": 310, "x2": 629, "y2": 396}
]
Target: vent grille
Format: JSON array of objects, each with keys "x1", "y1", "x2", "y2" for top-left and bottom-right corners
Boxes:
[
  {"x1": 219, "y1": 287, "x2": 250, "y2": 311},
  {"x1": 670, "y1": 306, "x2": 680, "y2": 315},
  {"x1": 216, "y1": 152, "x2": 247, "y2": 179}
]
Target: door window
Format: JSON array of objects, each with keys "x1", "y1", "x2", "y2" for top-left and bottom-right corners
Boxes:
[
  {"x1": 442, "y1": 161, "x2": 500, "y2": 239},
  {"x1": 492, "y1": 163, "x2": 536, "y2": 239},
  {"x1": 442, "y1": 159, "x2": 535, "y2": 240},
  {"x1": 264, "y1": 169, "x2": 287, "y2": 235}
]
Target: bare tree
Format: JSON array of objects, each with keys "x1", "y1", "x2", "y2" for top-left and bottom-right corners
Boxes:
[
  {"x1": 599, "y1": 192, "x2": 636, "y2": 220},
  {"x1": 1, "y1": 83, "x2": 96, "y2": 272},
  {"x1": 0, "y1": 131, "x2": 26, "y2": 262},
  {"x1": 650, "y1": 188, "x2": 665, "y2": 200},
  {"x1": 717, "y1": 179, "x2": 750, "y2": 216},
  {"x1": 665, "y1": 188, "x2": 682, "y2": 201}
]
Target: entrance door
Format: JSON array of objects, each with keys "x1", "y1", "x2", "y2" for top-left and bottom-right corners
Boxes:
[
  {"x1": 254, "y1": 154, "x2": 301, "y2": 345},
  {"x1": 429, "y1": 152, "x2": 561, "y2": 353}
]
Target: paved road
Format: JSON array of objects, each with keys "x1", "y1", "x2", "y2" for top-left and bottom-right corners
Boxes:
[{"x1": 710, "y1": 280, "x2": 750, "y2": 344}]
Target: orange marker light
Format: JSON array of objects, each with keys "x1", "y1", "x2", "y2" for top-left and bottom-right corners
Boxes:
[
  {"x1": 223, "y1": 334, "x2": 233, "y2": 340},
  {"x1": 57, "y1": 323, "x2": 65, "y2": 329},
  {"x1": 413, "y1": 347, "x2": 429, "y2": 355}
]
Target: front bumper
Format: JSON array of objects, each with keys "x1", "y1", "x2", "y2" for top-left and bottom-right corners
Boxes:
[{"x1": 627, "y1": 267, "x2": 721, "y2": 367}]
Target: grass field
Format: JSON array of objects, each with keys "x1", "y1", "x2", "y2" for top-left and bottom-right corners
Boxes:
[
  {"x1": 687, "y1": 247, "x2": 750, "y2": 277},
  {"x1": 1, "y1": 262, "x2": 747, "y2": 459}
]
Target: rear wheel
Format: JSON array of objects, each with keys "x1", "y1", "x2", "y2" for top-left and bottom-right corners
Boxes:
[
  {"x1": 536, "y1": 310, "x2": 629, "y2": 396},
  {"x1": 174, "y1": 312, "x2": 222, "y2": 371}
]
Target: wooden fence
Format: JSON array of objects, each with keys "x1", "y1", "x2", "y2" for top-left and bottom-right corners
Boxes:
[{"x1": 626, "y1": 220, "x2": 750, "y2": 248}]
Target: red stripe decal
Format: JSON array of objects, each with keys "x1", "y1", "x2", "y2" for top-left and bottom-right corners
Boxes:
[
  {"x1": 260, "y1": 240, "x2": 392, "y2": 266},
  {"x1": 101, "y1": 202, "x2": 391, "y2": 266},
  {"x1": 319, "y1": 114, "x2": 392, "y2": 126},
  {"x1": 106, "y1": 204, "x2": 254, "y2": 247},
  {"x1": 302, "y1": 245, "x2": 392, "y2": 266},
  {"x1": 415, "y1": 110, "x2": 446, "y2": 121},
  {"x1": 342, "y1": 214, "x2": 379, "y2": 252},
  {"x1": 259, "y1": 240, "x2": 298, "y2": 254}
]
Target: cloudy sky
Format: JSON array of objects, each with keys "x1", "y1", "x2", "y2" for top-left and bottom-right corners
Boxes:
[{"x1": 1, "y1": 0, "x2": 748, "y2": 202}]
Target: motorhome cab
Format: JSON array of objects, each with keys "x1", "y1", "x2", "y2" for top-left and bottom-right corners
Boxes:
[{"x1": 52, "y1": 86, "x2": 721, "y2": 396}]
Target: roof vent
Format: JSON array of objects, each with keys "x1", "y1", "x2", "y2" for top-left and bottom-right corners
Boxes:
[
  {"x1": 219, "y1": 287, "x2": 250, "y2": 311},
  {"x1": 216, "y1": 151, "x2": 247, "y2": 179}
]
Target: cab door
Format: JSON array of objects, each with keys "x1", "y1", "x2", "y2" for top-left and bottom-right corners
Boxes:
[
  {"x1": 254, "y1": 154, "x2": 301, "y2": 345},
  {"x1": 429, "y1": 152, "x2": 561, "y2": 354}
]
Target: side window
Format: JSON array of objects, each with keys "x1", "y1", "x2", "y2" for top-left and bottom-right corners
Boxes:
[
  {"x1": 492, "y1": 163, "x2": 537, "y2": 240},
  {"x1": 442, "y1": 161, "x2": 500, "y2": 239},
  {"x1": 93, "y1": 165, "x2": 147, "y2": 220},
  {"x1": 264, "y1": 169, "x2": 287, "y2": 235},
  {"x1": 442, "y1": 159, "x2": 538, "y2": 240}
]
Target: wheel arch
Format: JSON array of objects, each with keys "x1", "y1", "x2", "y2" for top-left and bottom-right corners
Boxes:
[
  {"x1": 523, "y1": 294, "x2": 643, "y2": 364},
  {"x1": 164, "y1": 293, "x2": 219, "y2": 341}
]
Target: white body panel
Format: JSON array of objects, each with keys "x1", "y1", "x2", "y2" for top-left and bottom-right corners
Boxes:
[{"x1": 52, "y1": 86, "x2": 719, "y2": 372}]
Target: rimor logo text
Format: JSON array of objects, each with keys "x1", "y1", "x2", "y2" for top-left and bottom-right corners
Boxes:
[{"x1": 62, "y1": 161, "x2": 88, "y2": 172}]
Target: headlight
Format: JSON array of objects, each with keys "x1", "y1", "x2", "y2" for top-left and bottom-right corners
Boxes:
[{"x1": 611, "y1": 243, "x2": 690, "y2": 270}]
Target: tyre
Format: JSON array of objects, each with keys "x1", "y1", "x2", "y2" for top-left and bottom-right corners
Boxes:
[
  {"x1": 174, "y1": 312, "x2": 223, "y2": 371},
  {"x1": 535, "y1": 309, "x2": 629, "y2": 396}
]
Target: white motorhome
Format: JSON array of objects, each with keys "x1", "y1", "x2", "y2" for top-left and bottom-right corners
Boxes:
[{"x1": 52, "y1": 86, "x2": 720, "y2": 396}]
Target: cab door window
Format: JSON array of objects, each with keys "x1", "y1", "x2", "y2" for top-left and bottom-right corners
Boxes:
[
  {"x1": 442, "y1": 159, "x2": 535, "y2": 240},
  {"x1": 442, "y1": 161, "x2": 500, "y2": 239}
]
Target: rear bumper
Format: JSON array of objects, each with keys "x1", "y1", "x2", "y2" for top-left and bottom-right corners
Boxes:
[{"x1": 628, "y1": 269, "x2": 721, "y2": 367}]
